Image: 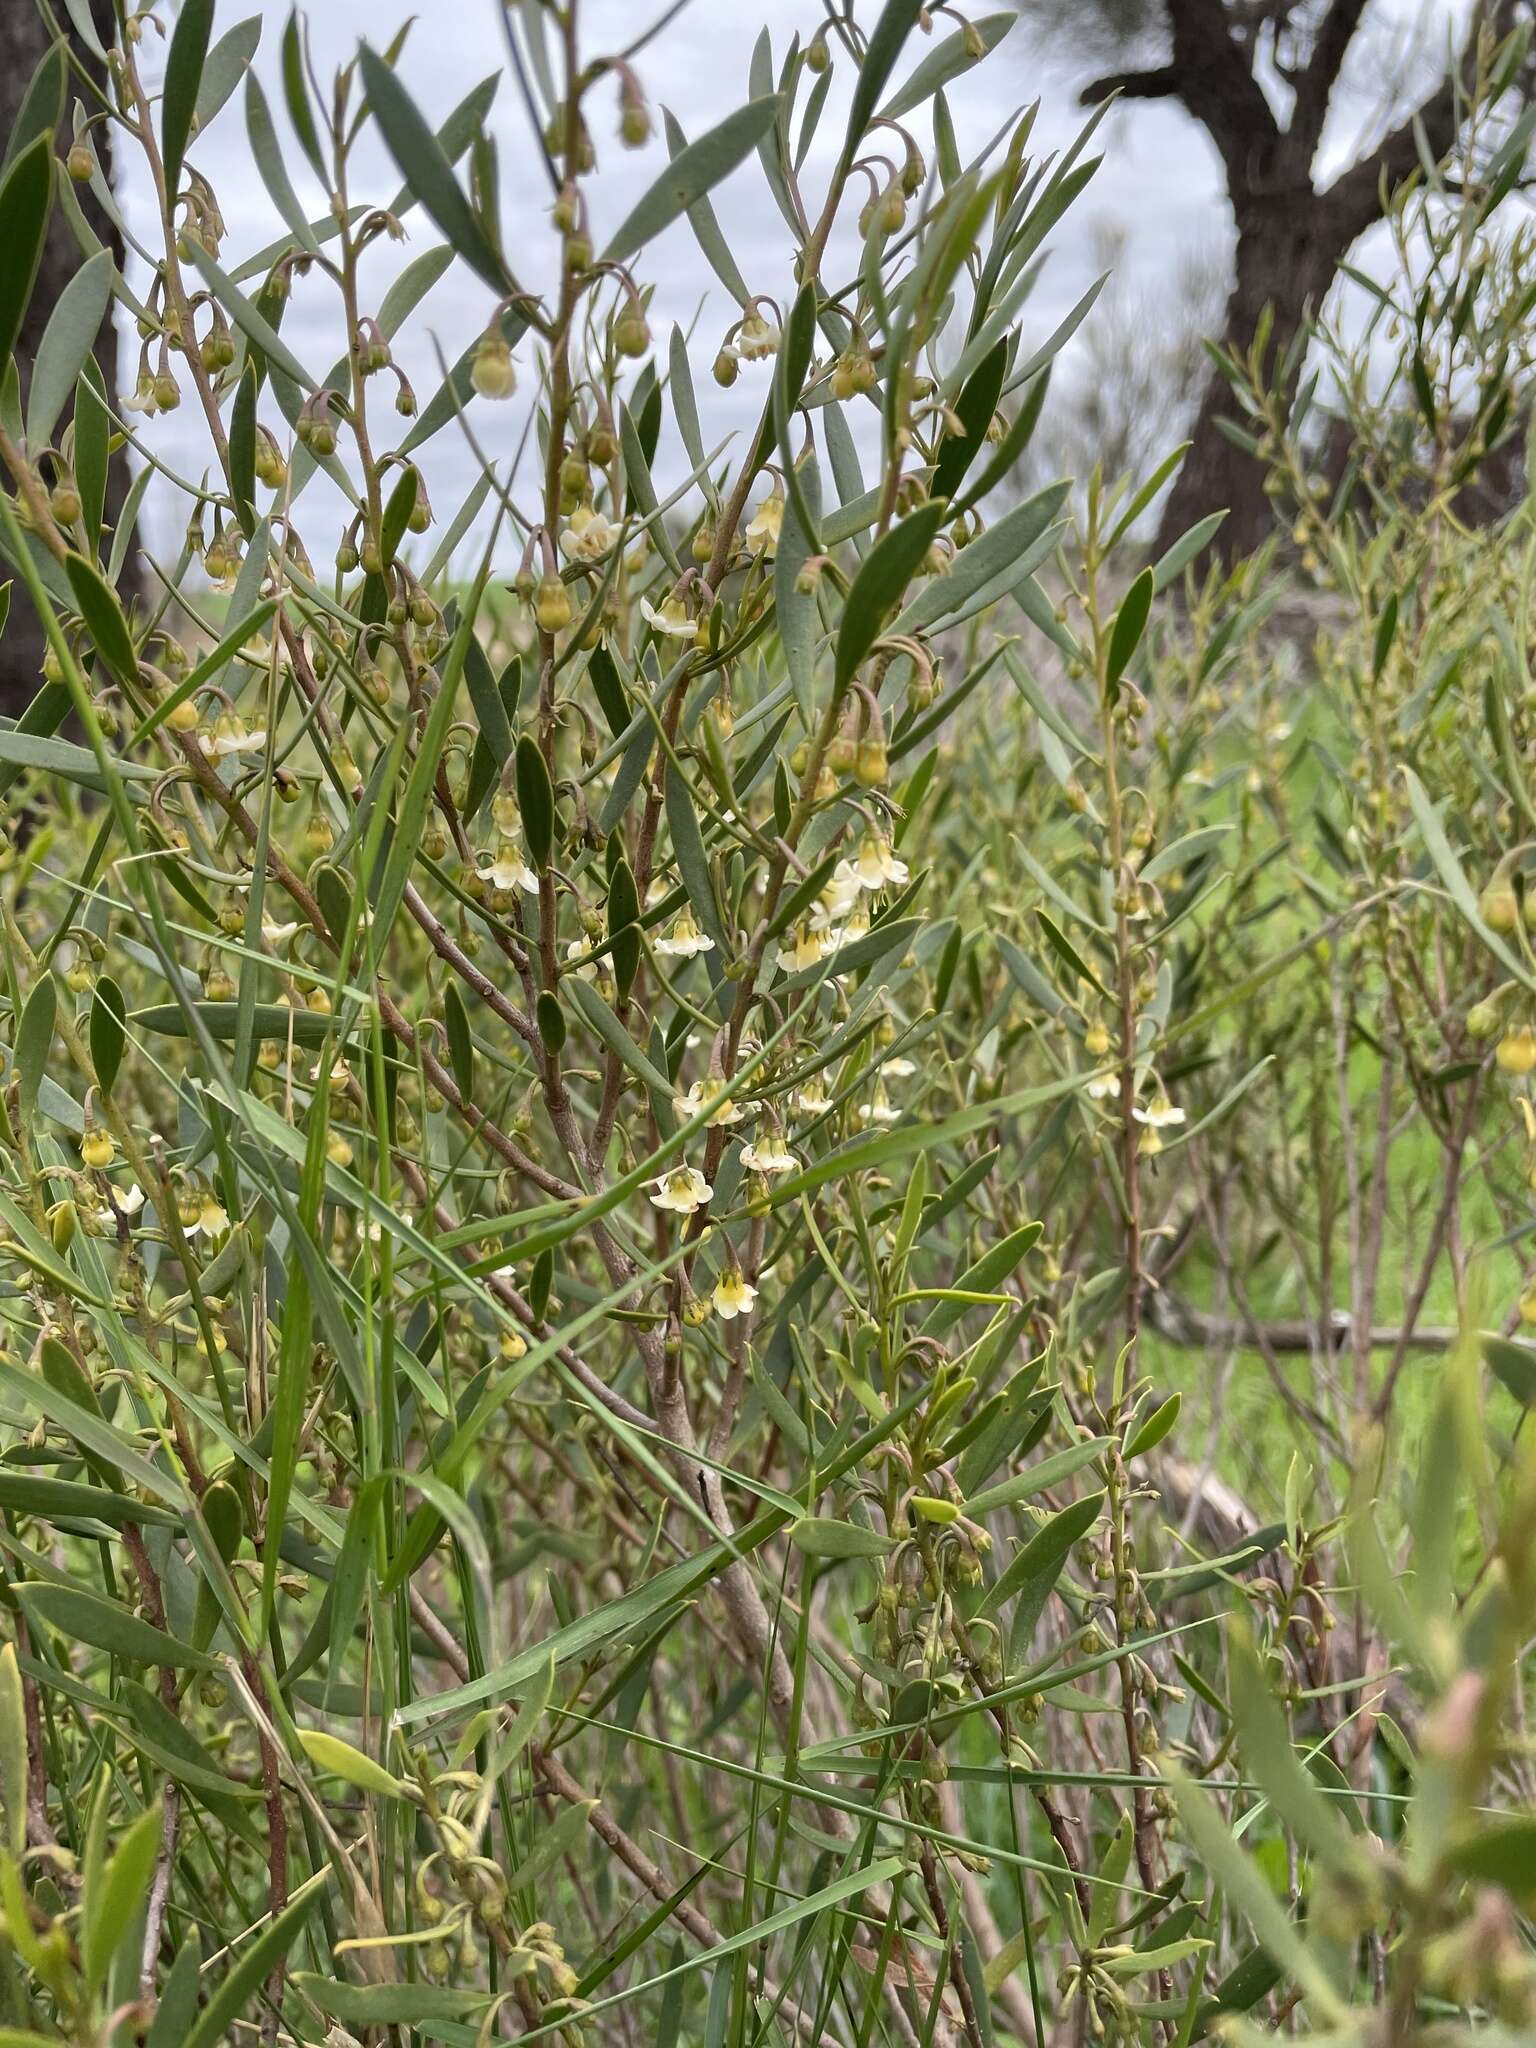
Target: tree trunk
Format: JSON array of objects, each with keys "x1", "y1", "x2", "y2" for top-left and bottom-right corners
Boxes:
[
  {"x1": 1155, "y1": 192, "x2": 1346, "y2": 561},
  {"x1": 0, "y1": 0, "x2": 123, "y2": 720}
]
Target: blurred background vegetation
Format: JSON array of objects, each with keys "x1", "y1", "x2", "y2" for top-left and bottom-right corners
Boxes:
[{"x1": 0, "y1": 2, "x2": 1531, "y2": 2045}]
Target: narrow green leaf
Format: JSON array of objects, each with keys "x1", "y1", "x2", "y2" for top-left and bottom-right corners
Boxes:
[
  {"x1": 841, "y1": 0, "x2": 926, "y2": 166},
  {"x1": 880, "y1": 12, "x2": 1014, "y2": 120},
  {"x1": 1165, "y1": 1762, "x2": 1348, "y2": 2025},
  {"x1": 564, "y1": 977, "x2": 670, "y2": 1097},
  {"x1": 1444, "y1": 1817, "x2": 1536, "y2": 1898},
  {"x1": 280, "y1": 9, "x2": 327, "y2": 184},
  {"x1": 182, "y1": 1874, "x2": 330, "y2": 2048},
  {"x1": 0, "y1": 135, "x2": 54, "y2": 369},
  {"x1": 15, "y1": 1582, "x2": 214, "y2": 1672},
  {"x1": 145, "y1": 1936, "x2": 202, "y2": 2048},
  {"x1": 607, "y1": 857, "x2": 641, "y2": 1002},
  {"x1": 65, "y1": 551, "x2": 138, "y2": 683},
  {"x1": 836, "y1": 500, "x2": 948, "y2": 687},
  {"x1": 83, "y1": 1802, "x2": 161, "y2": 1994},
  {"x1": 0, "y1": 1473, "x2": 175, "y2": 1528},
  {"x1": 922, "y1": 1223, "x2": 1041, "y2": 1337},
  {"x1": 4, "y1": 38, "x2": 65, "y2": 171},
  {"x1": 195, "y1": 15, "x2": 264, "y2": 133},
  {"x1": 297, "y1": 1730, "x2": 407, "y2": 1801},
  {"x1": 1105, "y1": 566, "x2": 1154, "y2": 697},
  {"x1": 1125, "y1": 1390, "x2": 1181, "y2": 1461},
  {"x1": 932, "y1": 336, "x2": 1009, "y2": 502},
  {"x1": 0, "y1": 1647, "x2": 25, "y2": 1860},
  {"x1": 89, "y1": 975, "x2": 126, "y2": 1096},
  {"x1": 359, "y1": 45, "x2": 509, "y2": 293},
  {"x1": 789, "y1": 1517, "x2": 892, "y2": 1559},
  {"x1": 444, "y1": 982, "x2": 474, "y2": 1102},
  {"x1": 244, "y1": 71, "x2": 322, "y2": 257},
  {"x1": 504, "y1": 1797, "x2": 597, "y2": 1894},
  {"x1": 13, "y1": 975, "x2": 55, "y2": 1126},
  {"x1": 379, "y1": 462, "x2": 418, "y2": 570},
  {"x1": 986, "y1": 1491, "x2": 1104, "y2": 1658},
  {"x1": 162, "y1": 0, "x2": 215, "y2": 202},
  {"x1": 603, "y1": 99, "x2": 781, "y2": 266},
  {"x1": 25, "y1": 247, "x2": 112, "y2": 456},
  {"x1": 293, "y1": 1978, "x2": 487, "y2": 2027},
  {"x1": 664, "y1": 762, "x2": 727, "y2": 963},
  {"x1": 516, "y1": 734, "x2": 554, "y2": 868},
  {"x1": 964, "y1": 1437, "x2": 1110, "y2": 1518}
]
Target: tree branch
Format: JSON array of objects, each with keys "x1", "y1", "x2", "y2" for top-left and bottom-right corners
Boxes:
[
  {"x1": 1318, "y1": 0, "x2": 1514, "y2": 251},
  {"x1": 1146, "y1": 1291, "x2": 1455, "y2": 1355},
  {"x1": 1079, "y1": 62, "x2": 1182, "y2": 106},
  {"x1": 1165, "y1": 0, "x2": 1282, "y2": 196},
  {"x1": 1290, "y1": 0, "x2": 1370, "y2": 165}
]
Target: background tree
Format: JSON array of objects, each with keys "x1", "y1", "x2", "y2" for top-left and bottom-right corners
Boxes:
[
  {"x1": 1019, "y1": 220, "x2": 1226, "y2": 515},
  {"x1": 0, "y1": 0, "x2": 122, "y2": 719},
  {"x1": 1021, "y1": 0, "x2": 1528, "y2": 558}
]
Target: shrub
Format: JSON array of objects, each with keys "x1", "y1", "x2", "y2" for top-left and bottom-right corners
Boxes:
[{"x1": 0, "y1": 2, "x2": 1530, "y2": 2045}]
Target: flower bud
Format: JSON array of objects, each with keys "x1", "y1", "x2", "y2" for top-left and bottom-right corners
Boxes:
[
  {"x1": 470, "y1": 333, "x2": 516, "y2": 400},
  {"x1": 1480, "y1": 879, "x2": 1519, "y2": 932},
  {"x1": 855, "y1": 737, "x2": 888, "y2": 787},
  {"x1": 81, "y1": 1128, "x2": 115, "y2": 1171},
  {"x1": 50, "y1": 480, "x2": 81, "y2": 526},
  {"x1": 1496, "y1": 1025, "x2": 1536, "y2": 1074},
  {"x1": 551, "y1": 180, "x2": 580, "y2": 231},
  {"x1": 303, "y1": 809, "x2": 336, "y2": 856},
  {"x1": 535, "y1": 573, "x2": 573, "y2": 634},
  {"x1": 50, "y1": 1201, "x2": 78, "y2": 1254},
  {"x1": 614, "y1": 306, "x2": 650, "y2": 358},
  {"x1": 254, "y1": 430, "x2": 288, "y2": 488},
  {"x1": 713, "y1": 348, "x2": 739, "y2": 387},
  {"x1": 1467, "y1": 998, "x2": 1501, "y2": 1039},
  {"x1": 66, "y1": 142, "x2": 95, "y2": 183}
]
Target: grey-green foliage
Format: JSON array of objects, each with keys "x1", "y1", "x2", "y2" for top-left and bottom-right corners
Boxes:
[{"x1": 0, "y1": 2, "x2": 1528, "y2": 2045}]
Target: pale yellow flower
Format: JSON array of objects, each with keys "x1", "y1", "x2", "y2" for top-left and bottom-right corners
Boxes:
[
  {"x1": 486, "y1": 840, "x2": 540, "y2": 895},
  {"x1": 559, "y1": 505, "x2": 620, "y2": 562},
  {"x1": 854, "y1": 832, "x2": 908, "y2": 891},
  {"x1": 650, "y1": 1166, "x2": 713, "y2": 1215},
  {"x1": 740, "y1": 1133, "x2": 796, "y2": 1176},
  {"x1": 675, "y1": 1080, "x2": 745, "y2": 1128},
  {"x1": 856, "y1": 1083, "x2": 899, "y2": 1128},
  {"x1": 655, "y1": 910, "x2": 714, "y2": 959},
  {"x1": 640, "y1": 595, "x2": 699, "y2": 640},
  {"x1": 777, "y1": 924, "x2": 833, "y2": 972},
  {"x1": 1132, "y1": 1093, "x2": 1186, "y2": 1130},
  {"x1": 737, "y1": 312, "x2": 781, "y2": 361},
  {"x1": 713, "y1": 1269, "x2": 758, "y2": 1320},
  {"x1": 744, "y1": 492, "x2": 783, "y2": 558}
]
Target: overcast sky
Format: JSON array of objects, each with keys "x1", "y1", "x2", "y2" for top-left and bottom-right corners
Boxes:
[{"x1": 117, "y1": 0, "x2": 1461, "y2": 566}]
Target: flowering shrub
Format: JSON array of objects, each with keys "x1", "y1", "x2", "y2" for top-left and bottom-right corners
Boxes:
[{"x1": 0, "y1": 1, "x2": 1531, "y2": 2044}]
